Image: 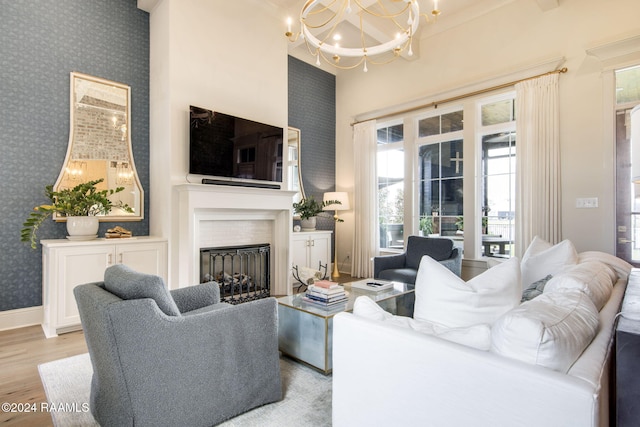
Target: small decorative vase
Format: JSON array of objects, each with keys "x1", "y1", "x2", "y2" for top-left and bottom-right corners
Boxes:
[
  {"x1": 300, "y1": 216, "x2": 317, "y2": 231},
  {"x1": 66, "y1": 216, "x2": 99, "y2": 240}
]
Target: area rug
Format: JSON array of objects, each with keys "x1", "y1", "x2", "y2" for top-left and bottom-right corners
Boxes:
[{"x1": 38, "y1": 353, "x2": 332, "y2": 426}]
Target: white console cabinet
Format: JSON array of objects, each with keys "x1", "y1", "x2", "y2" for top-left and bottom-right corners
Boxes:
[
  {"x1": 41, "y1": 237, "x2": 168, "y2": 338},
  {"x1": 290, "y1": 231, "x2": 332, "y2": 291}
]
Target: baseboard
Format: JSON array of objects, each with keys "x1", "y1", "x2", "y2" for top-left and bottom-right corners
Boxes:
[{"x1": 0, "y1": 306, "x2": 43, "y2": 332}]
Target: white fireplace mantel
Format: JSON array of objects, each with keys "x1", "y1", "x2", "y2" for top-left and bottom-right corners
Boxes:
[{"x1": 173, "y1": 184, "x2": 296, "y2": 296}]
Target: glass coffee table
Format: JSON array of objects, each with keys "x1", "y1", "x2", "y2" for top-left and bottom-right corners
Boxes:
[{"x1": 277, "y1": 280, "x2": 414, "y2": 374}]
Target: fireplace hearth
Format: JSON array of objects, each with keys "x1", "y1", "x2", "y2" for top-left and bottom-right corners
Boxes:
[{"x1": 200, "y1": 244, "x2": 270, "y2": 304}]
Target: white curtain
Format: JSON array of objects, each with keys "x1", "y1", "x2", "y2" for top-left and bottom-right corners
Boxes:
[
  {"x1": 351, "y1": 120, "x2": 378, "y2": 278},
  {"x1": 515, "y1": 73, "x2": 561, "y2": 257}
]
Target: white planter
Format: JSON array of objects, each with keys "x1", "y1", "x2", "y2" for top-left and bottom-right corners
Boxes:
[
  {"x1": 66, "y1": 216, "x2": 99, "y2": 240},
  {"x1": 300, "y1": 217, "x2": 317, "y2": 231}
]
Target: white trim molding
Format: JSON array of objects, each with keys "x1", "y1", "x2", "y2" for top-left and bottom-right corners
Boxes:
[
  {"x1": 586, "y1": 33, "x2": 640, "y2": 71},
  {"x1": 534, "y1": 0, "x2": 559, "y2": 12},
  {"x1": 0, "y1": 305, "x2": 43, "y2": 332}
]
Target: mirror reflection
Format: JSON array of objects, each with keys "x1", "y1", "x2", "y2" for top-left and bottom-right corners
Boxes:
[
  {"x1": 54, "y1": 72, "x2": 143, "y2": 221},
  {"x1": 287, "y1": 127, "x2": 305, "y2": 205}
]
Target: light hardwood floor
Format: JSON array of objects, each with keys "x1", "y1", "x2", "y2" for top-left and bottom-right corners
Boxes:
[{"x1": 0, "y1": 326, "x2": 87, "y2": 427}]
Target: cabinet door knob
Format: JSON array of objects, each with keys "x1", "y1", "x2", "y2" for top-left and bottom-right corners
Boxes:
[
  {"x1": 118, "y1": 253, "x2": 123, "y2": 263},
  {"x1": 108, "y1": 253, "x2": 113, "y2": 265}
]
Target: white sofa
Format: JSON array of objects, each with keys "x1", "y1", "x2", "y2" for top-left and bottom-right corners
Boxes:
[{"x1": 332, "y1": 246, "x2": 632, "y2": 427}]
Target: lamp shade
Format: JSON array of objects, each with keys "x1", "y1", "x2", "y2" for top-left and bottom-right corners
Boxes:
[{"x1": 323, "y1": 192, "x2": 350, "y2": 211}]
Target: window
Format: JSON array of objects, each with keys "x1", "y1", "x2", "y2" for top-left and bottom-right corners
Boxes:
[
  {"x1": 374, "y1": 94, "x2": 518, "y2": 258},
  {"x1": 417, "y1": 110, "x2": 464, "y2": 240},
  {"x1": 480, "y1": 96, "x2": 516, "y2": 257},
  {"x1": 377, "y1": 123, "x2": 404, "y2": 250}
]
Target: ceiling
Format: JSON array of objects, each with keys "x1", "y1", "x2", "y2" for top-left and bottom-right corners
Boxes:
[{"x1": 268, "y1": 0, "x2": 559, "y2": 71}]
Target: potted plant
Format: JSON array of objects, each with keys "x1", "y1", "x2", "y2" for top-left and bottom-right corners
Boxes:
[
  {"x1": 22, "y1": 178, "x2": 133, "y2": 249},
  {"x1": 419, "y1": 216, "x2": 434, "y2": 236},
  {"x1": 293, "y1": 196, "x2": 342, "y2": 231}
]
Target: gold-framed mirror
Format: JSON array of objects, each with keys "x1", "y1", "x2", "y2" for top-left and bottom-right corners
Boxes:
[
  {"x1": 53, "y1": 72, "x2": 143, "y2": 221},
  {"x1": 287, "y1": 127, "x2": 305, "y2": 205}
]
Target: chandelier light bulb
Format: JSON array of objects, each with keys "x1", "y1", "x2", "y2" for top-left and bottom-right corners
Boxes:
[
  {"x1": 286, "y1": 17, "x2": 292, "y2": 34},
  {"x1": 346, "y1": 0, "x2": 352, "y2": 14}
]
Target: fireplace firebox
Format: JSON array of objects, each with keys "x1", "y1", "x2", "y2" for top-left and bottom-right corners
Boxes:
[{"x1": 200, "y1": 244, "x2": 270, "y2": 304}]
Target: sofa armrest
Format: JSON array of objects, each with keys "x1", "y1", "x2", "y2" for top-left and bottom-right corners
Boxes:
[
  {"x1": 333, "y1": 312, "x2": 601, "y2": 427},
  {"x1": 170, "y1": 281, "x2": 220, "y2": 313},
  {"x1": 373, "y1": 253, "x2": 406, "y2": 278}
]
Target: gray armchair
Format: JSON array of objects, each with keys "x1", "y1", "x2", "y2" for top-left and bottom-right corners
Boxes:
[
  {"x1": 73, "y1": 264, "x2": 282, "y2": 427},
  {"x1": 373, "y1": 236, "x2": 461, "y2": 284}
]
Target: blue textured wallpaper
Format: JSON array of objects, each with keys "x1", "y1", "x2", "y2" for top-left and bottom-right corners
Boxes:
[
  {"x1": 0, "y1": 1, "x2": 149, "y2": 311},
  {"x1": 288, "y1": 56, "x2": 336, "y2": 233}
]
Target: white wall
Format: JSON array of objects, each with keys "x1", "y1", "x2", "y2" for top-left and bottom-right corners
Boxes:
[
  {"x1": 334, "y1": 0, "x2": 640, "y2": 265},
  {"x1": 147, "y1": 0, "x2": 289, "y2": 286}
]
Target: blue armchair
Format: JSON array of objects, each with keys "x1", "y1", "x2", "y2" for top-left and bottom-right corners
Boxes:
[
  {"x1": 73, "y1": 264, "x2": 282, "y2": 427},
  {"x1": 373, "y1": 236, "x2": 462, "y2": 284}
]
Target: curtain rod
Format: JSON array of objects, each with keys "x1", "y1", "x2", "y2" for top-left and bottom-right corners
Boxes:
[{"x1": 351, "y1": 67, "x2": 568, "y2": 126}]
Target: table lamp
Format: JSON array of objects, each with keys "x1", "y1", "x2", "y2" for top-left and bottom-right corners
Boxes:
[{"x1": 323, "y1": 191, "x2": 350, "y2": 278}]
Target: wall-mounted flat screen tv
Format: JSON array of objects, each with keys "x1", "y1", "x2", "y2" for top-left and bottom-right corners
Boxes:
[{"x1": 189, "y1": 105, "x2": 283, "y2": 184}]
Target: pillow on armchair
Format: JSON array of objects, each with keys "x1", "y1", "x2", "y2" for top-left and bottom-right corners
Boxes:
[{"x1": 104, "y1": 264, "x2": 181, "y2": 316}]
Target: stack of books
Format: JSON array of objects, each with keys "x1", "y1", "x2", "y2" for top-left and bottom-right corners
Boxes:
[{"x1": 303, "y1": 280, "x2": 348, "y2": 307}]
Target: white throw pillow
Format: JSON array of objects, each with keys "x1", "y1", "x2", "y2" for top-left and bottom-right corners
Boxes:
[
  {"x1": 490, "y1": 290, "x2": 599, "y2": 372},
  {"x1": 521, "y1": 236, "x2": 578, "y2": 290},
  {"x1": 414, "y1": 256, "x2": 521, "y2": 328},
  {"x1": 544, "y1": 261, "x2": 614, "y2": 311},
  {"x1": 353, "y1": 296, "x2": 491, "y2": 350}
]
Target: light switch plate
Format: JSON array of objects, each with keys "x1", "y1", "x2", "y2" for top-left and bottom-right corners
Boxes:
[{"x1": 576, "y1": 197, "x2": 598, "y2": 208}]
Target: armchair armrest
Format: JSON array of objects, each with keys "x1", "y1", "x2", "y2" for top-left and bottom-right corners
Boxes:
[
  {"x1": 170, "y1": 281, "x2": 220, "y2": 313},
  {"x1": 373, "y1": 253, "x2": 406, "y2": 278},
  {"x1": 439, "y1": 247, "x2": 462, "y2": 276}
]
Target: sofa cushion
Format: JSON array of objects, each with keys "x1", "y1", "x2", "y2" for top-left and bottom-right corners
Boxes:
[
  {"x1": 521, "y1": 237, "x2": 578, "y2": 290},
  {"x1": 406, "y1": 236, "x2": 454, "y2": 269},
  {"x1": 353, "y1": 296, "x2": 491, "y2": 350},
  {"x1": 544, "y1": 261, "x2": 614, "y2": 311},
  {"x1": 104, "y1": 264, "x2": 181, "y2": 316},
  {"x1": 521, "y1": 274, "x2": 553, "y2": 302},
  {"x1": 491, "y1": 290, "x2": 599, "y2": 372},
  {"x1": 414, "y1": 255, "x2": 521, "y2": 328}
]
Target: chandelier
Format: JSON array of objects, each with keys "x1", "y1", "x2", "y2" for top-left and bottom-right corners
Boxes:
[{"x1": 285, "y1": 0, "x2": 441, "y2": 72}]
